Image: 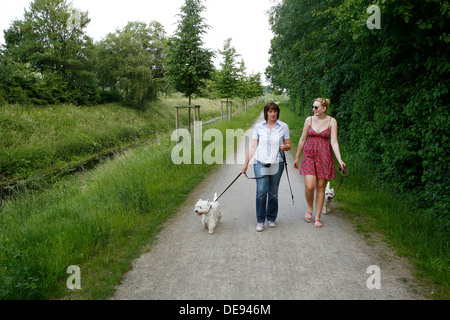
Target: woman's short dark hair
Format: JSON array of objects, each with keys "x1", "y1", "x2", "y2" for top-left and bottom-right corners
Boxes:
[{"x1": 263, "y1": 102, "x2": 280, "y2": 121}]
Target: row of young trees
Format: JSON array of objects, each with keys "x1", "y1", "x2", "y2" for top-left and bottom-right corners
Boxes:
[
  {"x1": 266, "y1": 0, "x2": 449, "y2": 217},
  {"x1": 166, "y1": 0, "x2": 264, "y2": 106},
  {"x1": 0, "y1": 0, "x2": 264, "y2": 107}
]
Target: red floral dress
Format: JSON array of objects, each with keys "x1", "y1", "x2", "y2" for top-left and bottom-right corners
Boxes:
[{"x1": 299, "y1": 118, "x2": 335, "y2": 179}]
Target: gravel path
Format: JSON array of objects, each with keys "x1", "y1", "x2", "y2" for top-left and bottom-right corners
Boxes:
[{"x1": 111, "y1": 113, "x2": 424, "y2": 300}]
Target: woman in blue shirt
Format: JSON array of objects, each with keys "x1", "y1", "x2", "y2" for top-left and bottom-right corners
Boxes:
[{"x1": 242, "y1": 102, "x2": 291, "y2": 232}]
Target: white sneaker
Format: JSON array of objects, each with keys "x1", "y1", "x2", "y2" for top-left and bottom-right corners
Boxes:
[
  {"x1": 267, "y1": 221, "x2": 276, "y2": 228},
  {"x1": 256, "y1": 223, "x2": 264, "y2": 232}
]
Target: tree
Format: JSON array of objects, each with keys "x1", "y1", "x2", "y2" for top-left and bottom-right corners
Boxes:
[
  {"x1": 235, "y1": 59, "x2": 264, "y2": 109},
  {"x1": 266, "y1": 0, "x2": 328, "y2": 112},
  {"x1": 123, "y1": 21, "x2": 169, "y2": 97},
  {"x1": 166, "y1": 0, "x2": 215, "y2": 105},
  {"x1": 2, "y1": 0, "x2": 99, "y2": 105},
  {"x1": 96, "y1": 21, "x2": 167, "y2": 107},
  {"x1": 246, "y1": 72, "x2": 264, "y2": 102},
  {"x1": 235, "y1": 59, "x2": 248, "y2": 103},
  {"x1": 267, "y1": 0, "x2": 450, "y2": 216},
  {"x1": 211, "y1": 38, "x2": 242, "y2": 102}
]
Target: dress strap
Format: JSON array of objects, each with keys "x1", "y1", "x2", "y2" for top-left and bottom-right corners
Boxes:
[{"x1": 328, "y1": 116, "x2": 332, "y2": 129}]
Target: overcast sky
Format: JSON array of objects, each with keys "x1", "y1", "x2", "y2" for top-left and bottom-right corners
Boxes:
[{"x1": 0, "y1": 0, "x2": 278, "y2": 84}]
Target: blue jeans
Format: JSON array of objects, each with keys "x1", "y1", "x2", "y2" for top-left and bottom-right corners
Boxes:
[{"x1": 254, "y1": 161, "x2": 285, "y2": 223}]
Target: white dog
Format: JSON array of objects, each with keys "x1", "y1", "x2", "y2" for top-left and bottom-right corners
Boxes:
[
  {"x1": 194, "y1": 193, "x2": 222, "y2": 234},
  {"x1": 322, "y1": 181, "x2": 335, "y2": 214}
]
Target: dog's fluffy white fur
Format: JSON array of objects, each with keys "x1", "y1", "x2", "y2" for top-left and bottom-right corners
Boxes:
[
  {"x1": 194, "y1": 193, "x2": 222, "y2": 234},
  {"x1": 322, "y1": 181, "x2": 335, "y2": 214}
]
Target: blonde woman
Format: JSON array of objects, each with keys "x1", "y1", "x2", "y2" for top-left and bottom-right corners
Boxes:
[{"x1": 294, "y1": 98, "x2": 346, "y2": 228}]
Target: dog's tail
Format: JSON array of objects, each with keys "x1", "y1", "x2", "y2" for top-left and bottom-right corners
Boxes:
[
  {"x1": 326, "y1": 181, "x2": 331, "y2": 190},
  {"x1": 213, "y1": 193, "x2": 218, "y2": 202}
]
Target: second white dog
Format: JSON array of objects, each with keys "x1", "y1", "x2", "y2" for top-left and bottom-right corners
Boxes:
[
  {"x1": 194, "y1": 193, "x2": 222, "y2": 234},
  {"x1": 322, "y1": 181, "x2": 335, "y2": 214}
]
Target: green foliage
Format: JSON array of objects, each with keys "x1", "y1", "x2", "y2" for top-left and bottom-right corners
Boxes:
[
  {"x1": 96, "y1": 21, "x2": 168, "y2": 108},
  {"x1": 0, "y1": 58, "x2": 66, "y2": 105},
  {"x1": 1, "y1": 0, "x2": 99, "y2": 105},
  {"x1": 267, "y1": 0, "x2": 450, "y2": 217},
  {"x1": 166, "y1": 0, "x2": 215, "y2": 105},
  {"x1": 0, "y1": 0, "x2": 173, "y2": 107},
  {"x1": 244, "y1": 73, "x2": 265, "y2": 101},
  {"x1": 211, "y1": 38, "x2": 264, "y2": 103},
  {"x1": 211, "y1": 38, "x2": 242, "y2": 100}
]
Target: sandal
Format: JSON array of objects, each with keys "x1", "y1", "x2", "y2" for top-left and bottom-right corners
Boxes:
[
  {"x1": 314, "y1": 220, "x2": 322, "y2": 228},
  {"x1": 305, "y1": 211, "x2": 312, "y2": 222}
]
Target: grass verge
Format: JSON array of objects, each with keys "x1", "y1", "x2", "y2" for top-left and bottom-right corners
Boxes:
[
  {"x1": 0, "y1": 102, "x2": 264, "y2": 299},
  {"x1": 0, "y1": 95, "x2": 245, "y2": 185}
]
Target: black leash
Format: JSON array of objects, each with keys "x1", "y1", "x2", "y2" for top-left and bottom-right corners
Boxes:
[
  {"x1": 279, "y1": 150, "x2": 294, "y2": 205},
  {"x1": 210, "y1": 150, "x2": 296, "y2": 207},
  {"x1": 211, "y1": 172, "x2": 242, "y2": 206},
  {"x1": 209, "y1": 153, "x2": 344, "y2": 208},
  {"x1": 330, "y1": 166, "x2": 349, "y2": 200}
]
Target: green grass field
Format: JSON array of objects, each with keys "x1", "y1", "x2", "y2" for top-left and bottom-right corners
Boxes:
[
  {"x1": 0, "y1": 97, "x2": 263, "y2": 299},
  {"x1": 0, "y1": 95, "x2": 238, "y2": 185}
]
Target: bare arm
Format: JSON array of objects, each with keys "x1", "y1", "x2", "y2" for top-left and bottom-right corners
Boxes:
[
  {"x1": 280, "y1": 138, "x2": 291, "y2": 152},
  {"x1": 330, "y1": 118, "x2": 346, "y2": 169},
  {"x1": 242, "y1": 138, "x2": 259, "y2": 174},
  {"x1": 294, "y1": 117, "x2": 311, "y2": 169}
]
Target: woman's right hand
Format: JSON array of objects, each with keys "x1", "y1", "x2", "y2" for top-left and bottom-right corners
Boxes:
[
  {"x1": 241, "y1": 163, "x2": 248, "y2": 174},
  {"x1": 293, "y1": 158, "x2": 299, "y2": 169}
]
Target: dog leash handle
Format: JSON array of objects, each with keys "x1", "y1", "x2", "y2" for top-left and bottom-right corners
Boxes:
[
  {"x1": 279, "y1": 149, "x2": 294, "y2": 205},
  {"x1": 339, "y1": 166, "x2": 349, "y2": 177}
]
